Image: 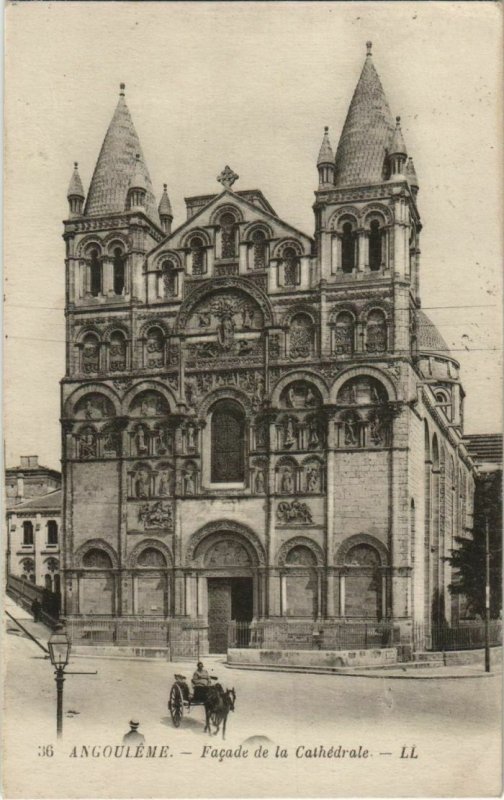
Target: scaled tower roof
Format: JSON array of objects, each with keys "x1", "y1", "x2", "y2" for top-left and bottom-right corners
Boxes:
[
  {"x1": 84, "y1": 84, "x2": 159, "y2": 225},
  {"x1": 334, "y1": 42, "x2": 396, "y2": 188}
]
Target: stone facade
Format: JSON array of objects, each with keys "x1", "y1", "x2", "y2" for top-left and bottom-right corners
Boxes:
[
  {"x1": 6, "y1": 489, "x2": 61, "y2": 591},
  {"x1": 61, "y1": 45, "x2": 475, "y2": 654}
]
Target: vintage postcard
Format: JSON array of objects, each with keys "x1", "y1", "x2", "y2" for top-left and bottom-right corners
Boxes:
[{"x1": 2, "y1": 2, "x2": 502, "y2": 798}]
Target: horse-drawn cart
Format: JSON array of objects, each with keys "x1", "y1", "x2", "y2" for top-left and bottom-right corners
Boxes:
[{"x1": 168, "y1": 673, "x2": 236, "y2": 738}]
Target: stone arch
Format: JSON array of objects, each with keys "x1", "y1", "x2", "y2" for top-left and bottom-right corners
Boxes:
[
  {"x1": 243, "y1": 220, "x2": 274, "y2": 240},
  {"x1": 424, "y1": 419, "x2": 431, "y2": 460},
  {"x1": 272, "y1": 238, "x2": 305, "y2": 258},
  {"x1": 283, "y1": 303, "x2": 319, "y2": 327},
  {"x1": 180, "y1": 227, "x2": 212, "y2": 249},
  {"x1": 138, "y1": 319, "x2": 170, "y2": 339},
  {"x1": 102, "y1": 232, "x2": 130, "y2": 255},
  {"x1": 176, "y1": 276, "x2": 273, "y2": 332},
  {"x1": 270, "y1": 370, "x2": 329, "y2": 407},
  {"x1": 126, "y1": 538, "x2": 173, "y2": 569},
  {"x1": 153, "y1": 250, "x2": 184, "y2": 271},
  {"x1": 329, "y1": 366, "x2": 399, "y2": 404},
  {"x1": 186, "y1": 520, "x2": 266, "y2": 566},
  {"x1": 359, "y1": 301, "x2": 392, "y2": 323},
  {"x1": 209, "y1": 203, "x2": 245, "y2": 225},
  {"x1": 74, "y1": 538, "x2": 119, "y2": 569},
  {"x1": 277, "y1": 536, "x2": 324, "y2": 567},
  {"x1": 74, "y1": 324, "x2": 103, "y2": 344},
  {"x1": 76, "y1": 235, "x2": 105, "y2": 258},
  {"x1": 328, "y1": 206, "x2": 361, "y2": 231},
  {"x1": 64, "y1": 383, "x2": 120, "y2": 419},
  {"x1": 196, "y1": 386, "x2": 253, "y2": 418},
  {"x1": 362, "y1": 203, "x2": 392, "y2": 228},
  {"x1": 329, "y1": 303, "x2": 359, "y2": 323},
  {"x1": 335, "y1": 533, "x2": 389, "y2": 566},
  {"x1": 122, "y1": 381, "x2": 176, "y2": 416},
  {"x1": 102, "y1": 323, "x2": 130, "y2": 343}
]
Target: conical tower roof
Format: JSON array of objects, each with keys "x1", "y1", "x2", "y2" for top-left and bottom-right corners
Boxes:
[
  {"x1": 158, "y1": 184, "x2": 173, "y2": 217},
  {"x1": 84, "y1": 84, "x2": 159, "y2": 224},
  {"x1": 317, "y1": 126, "x2": 334, "y2": 166},
  {"x1": 390, "y1": 116, "x2": 407, "y2": 157},
  {"x1": 406, "y1": 156, "x2": 419, "y2": 189},
  {"x1": 67, "y1": 162, "x2": 85, "y2": 199},
  {"x1": 334, "y1": 42, "x2": 396, "y2": 188}
]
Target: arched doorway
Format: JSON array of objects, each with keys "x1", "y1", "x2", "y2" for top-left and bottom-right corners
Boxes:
[{"x1": 193, "y1": 533, "x2": 258, "y2": 653}]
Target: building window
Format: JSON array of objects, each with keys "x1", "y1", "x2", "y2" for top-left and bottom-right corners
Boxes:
[
  {"x1": 81, "y1": 333, "x2": 100, "y2": 373},
  {"x1": 365, "y1": 309, "x2": 387, "y2": 352},
  {"x1": 109, "y1": 330, "x2": 127, "y2": 372},
  {"x1": 211, "y1": 400, "x2": 245, "y2": 483},
  {"x1": 89, "y1": 248, "x2": 102, "y2": 296},
  {"x1": 113, "y1": 247, "x2": 125, "y2": 295},
  {"x1": 341, "y1": 222, "x2": 356, "y2": 272},
  {"x1": 369, "y1": 220, "x2": 382, "y2": 270},
  {"x1": 220, "y1": 213, "x2": 237, "y2": 258},
  {"x1": 251, "y1": 229, "x2": 267, "y2": 270},
  {"x1": 334, "y1": 311, "x2": 355, "y2": 355},
  {"x1": 161, "y1": 260, "x2": 178, "y2": 298},
  {"x1": 22, "y1": 521, "x2": 34, "y2": 545},
  {"x1": 283, "y1": 247, "x2": 300, "y2": 286},
  {"x1": 47, "y1": 520, "x2": 58, "y2": 545},
  {"x1": 190, "y1": 236, "x2": 206, "y2": 275}
]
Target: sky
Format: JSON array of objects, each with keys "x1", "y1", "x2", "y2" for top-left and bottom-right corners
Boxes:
[{"x1": 4, "y1": 1, "x2": 502, "y2": 471}]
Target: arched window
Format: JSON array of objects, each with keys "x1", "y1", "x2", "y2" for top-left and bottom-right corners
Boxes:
[
  {"x1": 47, "y1": 520, "x2": 58, "y2": 545},
  {"x1": 22, "y1": 521, "x2": 34, "y2": 545},
  {"x1": 190, "y1": 236, "x2": 206, "y2": 275},
  {"x1": 369, "y1": 220, "x2": 382, "y2": 270},
  {"x1": 109, "y1": 331, "x2": 127, "y2": 372},
  {"x1": 341, "y1": 222, "x2": 356, "y2": 273},
  {"x1": 251, "y1": 229, "x2": 267, "y2": 270},
  {"x1": 145, "y1": 327, "x2": 165, "y2": 368},
  {"x1": 161, "y1": 260, "x2": 178, "y2": 298},
  {"x1": 336, "y1": 377, "x2": 390, "y2": 448},
  {"x1": 283, "y1": 247, "x2": 300, "y2": 286},
  {"x1": 366, "y1": 309, "x2": 387, "y2": 352},
  {"x1": 435, "y1": 390, "x2": 452, "y2": 421},
  {"x1": 220, "y1": 213, "x2": 237, "y2": 258},
  {"x1": 113, "y1": 247, "x2": 125, "y2": 295},
  {"x1": 334, "y1": 311, "x2": 355, "y2": 355},
  {"x1": 21, "y1": 558, "x2": 35, "y2": 581},
  {"x1": 81, "y1": 333, "x2": 100, "y2": 373},
  {"x1": 289, "y1": 313, "x2": 314, "y2": 359},
  {"x1": 82, "y1": 548, "x2": 113, "y2": 569},
  {"x1": 211, "y1": 400, "x2": 245, "y2": 483},
  {"x1": 45, "y1": 574, "x2": 53, "y2": 591},
  {"x1": 89, "y1": 248, "x2": 102, "y2": 296}
]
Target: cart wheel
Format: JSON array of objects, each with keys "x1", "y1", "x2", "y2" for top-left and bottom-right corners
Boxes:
[{"x1": 168, "y1": 684, "x2": 184, "y2": 728}]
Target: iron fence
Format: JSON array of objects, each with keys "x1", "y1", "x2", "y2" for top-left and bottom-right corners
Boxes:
[{"x1": 228, "y1": 620, "x2": 397, "y2": 650}]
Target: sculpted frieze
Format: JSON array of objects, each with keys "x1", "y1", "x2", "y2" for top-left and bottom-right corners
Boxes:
[
  {"x1": 276, "y1": 500, "x2": 314, "y2": 525},
  {"x1": 128, "y1": 500, "x2": 174, "y2": 533},
  {"x1": 186, "y1": 290, "x2": 264, "y2": 336},
  {"x1": 185, "y1": 369, "x2": 265, "y2": 409},
  {"x1": 185, "y1": 335, "x2": 263, "y2": 368}
]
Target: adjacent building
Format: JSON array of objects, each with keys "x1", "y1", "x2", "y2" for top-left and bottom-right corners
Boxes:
[{"x1": 61, "y1": 44, "x2": 475, "y2": 655}]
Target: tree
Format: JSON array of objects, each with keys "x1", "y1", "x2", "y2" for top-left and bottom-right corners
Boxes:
[{"x1": 448, "y1": 470, "x2": 502, "y2": 619}]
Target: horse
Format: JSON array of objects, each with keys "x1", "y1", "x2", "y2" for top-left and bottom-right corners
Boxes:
[{"x1": 204, "y1": 684, "x2": 236, "y2": 740}]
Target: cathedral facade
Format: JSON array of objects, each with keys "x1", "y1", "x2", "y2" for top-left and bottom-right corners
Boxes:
[{"x1": 61, "y1": 44, "x2": 475, "y2": 656}]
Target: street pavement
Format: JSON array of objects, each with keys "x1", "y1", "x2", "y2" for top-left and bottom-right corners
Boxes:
[{"x1": 3, "y1": 600, "x2": 502, "y2": 798}]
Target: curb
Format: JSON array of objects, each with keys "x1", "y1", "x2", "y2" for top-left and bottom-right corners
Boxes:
[{"x1": 224, "y1": 662, "x2": 498, "y2": 679}]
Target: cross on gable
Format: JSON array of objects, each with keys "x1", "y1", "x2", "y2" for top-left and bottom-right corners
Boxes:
[{"x1": 217, "y1": 165, "x2": 239, "y2": 190}]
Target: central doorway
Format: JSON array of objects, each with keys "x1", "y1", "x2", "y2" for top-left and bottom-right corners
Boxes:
[{"x1": 207, "y1": 577, "x2": 253, "y2": 653}]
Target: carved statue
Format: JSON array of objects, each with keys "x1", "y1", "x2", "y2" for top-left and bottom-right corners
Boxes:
[
  {"x1": 343, "y1": 415, "x2": 359, "y2": 447},
  {"x1": 277, "y1": 500, "x2": 313, "y2": 525},
  {"x1": 135, "y1": 470, "x2": 150, "y2": 499},
  {"x1": 135, "y1": 426, "x2": 148, "y2": 454},
  {"x1": 308, "y1": 419, "x2": 320, "y2": 448},
  {"x1": 306, "y1": 466, "x2": 320, "y2": 493},
  {"x1": 137, "y1": 501, "x2": 173, "y2": 529},
  {"x1": 186, "y1": 426, "x2": 196, "y2": 451},
  {"x1": 284, "y1": 417, "x2": 296, "y2": 448},
  {"x1": 79, "y1": 431, "x2": 97, "y2": 459},
  {"x1": 217, "y1": 315, "x2": 235, "y2": 351},
  {"x1": 184, "y1": 470, "x2": 195, "y2": 496},
  {"x1": 281, "y1": 469, "x2": 294, "y2": 494},
  {"x1": 158, "y1": 470, "x2": 172, "y2": 497},
  {"x1": 255, "y1": 469, "x2": 266, "y2": 494}
]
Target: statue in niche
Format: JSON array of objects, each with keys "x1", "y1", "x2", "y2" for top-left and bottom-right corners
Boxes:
[
  {"x1": 369, "y1": 412, "x2": 385, "y2": 446},
  {"x1": 308, "y1": 419, "x2": 320, "y2": 448},
  {"x1": 284, "y1": 417, "x2": 296, "y2": 448},
  {"x1": 343, "y1": 414, "x2": 359, "y2": 447},
  {"x1": 183, "y1": 469, "x2": 196, "y2": 496},
  {"x1": 83, "y1": 399, "x2": 103, "y2": 420},
  {"x1": 242, "y1": 307, "x2": 255, "y2": 328},
  {"x1": 306, "y1": 466, "x2": 320, "y2": 493},
  {"x1": 186, "y1": 426, "x2": 196, "y2": 451},
  {"x1": 158, "y1": 469, "x2": 172, "y2": 497},
  {"x1": 286, "y1": 382, "x2": 318, "y2": 409},
  {"x1": 79, "y1": 430, "x2": 97, "y2": 459},
  {"x1": 217, "y1": 314, "x2": 235, "y2": 351},
  {"x1": 103, "y1": 429, "x2": 120, "y2": 456},
  {"x1": 255, "y1": 469, "x2": 266, "y2": 494},
  {"x1": 237, "y1": 339, "x2": 255, "y2": 357},
  {"x1": 135, "y1": 469, "x2": 150, "y2": 499},
  {"x1": 154, "y1": 425, "x2": 172, "y2": 456},
  {"x1": 135, "y1": 426, "x2": 148, "y2": 455},
  {"x1": 255, "y1": 420, "x2": 268, "y2": 449},
  {"x1": 281, "y1": 469, "x2": 294, "y2": 494}
]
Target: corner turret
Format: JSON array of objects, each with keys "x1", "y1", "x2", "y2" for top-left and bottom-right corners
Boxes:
[
  {"x1": 158, "y1": 184, "x2": 173, "y2": 234},
  {"x1": 317, "y1": 127, "x2": 335, "y2": 188},
  {"x1": 67, "y1": 162, "x2": 85, "y2": 217}
]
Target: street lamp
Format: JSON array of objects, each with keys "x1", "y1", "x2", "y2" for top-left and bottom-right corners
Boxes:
[{"x1": 48, "y1": 623, "x2": 71, "y2": 738}]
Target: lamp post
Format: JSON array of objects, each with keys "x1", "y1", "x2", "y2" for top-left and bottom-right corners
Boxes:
[{"x1": 48, "y1": 623, "x2": 71, "y2": 738}]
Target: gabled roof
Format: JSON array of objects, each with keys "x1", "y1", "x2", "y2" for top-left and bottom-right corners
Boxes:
[
  {"x1": 84, "y1": 86, "x2": 159, "y2": 225},
  {"x1": 151, "y1": 187, "x2": 312, "y2": 256},
  {"x1": 334, "y1": 47, "x2": 396, "y2": 188},
  {"x1": 11, "y1": 490, "x2": 62, "y2": 513}
]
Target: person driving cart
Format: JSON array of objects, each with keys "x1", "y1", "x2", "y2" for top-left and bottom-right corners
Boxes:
[{"x1": 190, "y1": 661, "x2": 211, "y2": 703}]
